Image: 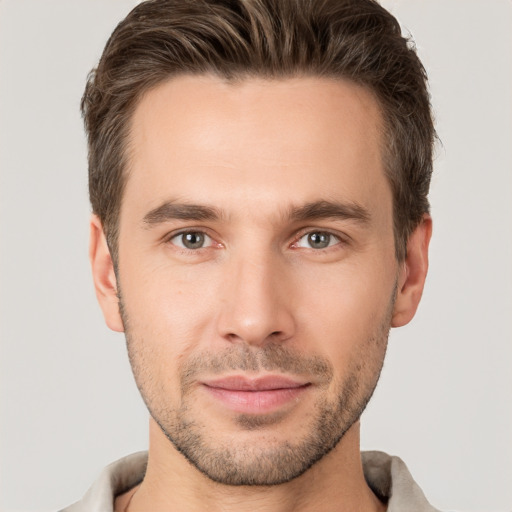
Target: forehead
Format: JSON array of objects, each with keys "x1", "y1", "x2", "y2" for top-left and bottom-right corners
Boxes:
[{"x1": 124, "y1": 75, "x2": 389, "y2": 223}]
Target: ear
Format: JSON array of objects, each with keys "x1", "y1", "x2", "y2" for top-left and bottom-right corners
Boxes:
[
  {"x1": 89, "y1": 215, "x2": 124, "y2": 332},
  {"x1": 391, "y1": 214, "x2": 432, "y2": 328}
]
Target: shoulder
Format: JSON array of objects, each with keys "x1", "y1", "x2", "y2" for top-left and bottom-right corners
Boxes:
[
  {"x1": 59, "y1": 452, "x2": 148, "y2": 512},
  {"x1": 362, "y1": 450, "x2": 442, "y2": 512}
]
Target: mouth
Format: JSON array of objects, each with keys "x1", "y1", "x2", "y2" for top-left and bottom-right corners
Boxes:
[{"x1": 201, "y1": 375, "x2": 312, "y2": 414}]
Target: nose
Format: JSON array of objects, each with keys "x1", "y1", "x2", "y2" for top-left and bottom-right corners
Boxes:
[{"x1": 216, "y1": 251, "x2": 296, "y2": 347}]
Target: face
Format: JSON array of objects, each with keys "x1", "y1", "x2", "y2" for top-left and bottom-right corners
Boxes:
[{"x1": 92, "y1": 75, "x2": 427, "y2": 486}]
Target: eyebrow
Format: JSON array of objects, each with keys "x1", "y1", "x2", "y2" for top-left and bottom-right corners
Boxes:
[
  {"x1": 142, "y1": 199, "x2": 370, "y2": 227},
  {"x1": 143, "y1": 201, "x2": 222, "y2": 225},
  {"x1": 287, "y1": 200, "x2": 371, "y2": 225}
]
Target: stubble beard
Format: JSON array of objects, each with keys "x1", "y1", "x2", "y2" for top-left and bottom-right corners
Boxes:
[{"x1": 121, "y1": 297, "x2": 393, "y2": 487}]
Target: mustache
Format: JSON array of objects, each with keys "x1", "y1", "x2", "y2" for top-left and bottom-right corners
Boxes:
[{"x1": 180, "y1": 343, "x2": 334, "y2": 390}]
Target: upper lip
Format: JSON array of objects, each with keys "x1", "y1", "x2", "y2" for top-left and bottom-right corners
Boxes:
[{"x1": 202, "y1": 375, "x2": 311, "y2": 391}]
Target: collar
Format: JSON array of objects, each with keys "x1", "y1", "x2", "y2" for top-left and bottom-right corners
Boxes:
[{"x1": 61, "y1": 450, "x2": 440, "y2": 511}]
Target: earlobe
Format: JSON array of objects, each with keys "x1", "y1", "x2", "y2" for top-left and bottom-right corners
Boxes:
[
  {"x1": 89, "y1": 215, "x2": 124, "y2": 332},
  {"x1": 391, "y1": 215, "x2": 432, "y2": 328}
]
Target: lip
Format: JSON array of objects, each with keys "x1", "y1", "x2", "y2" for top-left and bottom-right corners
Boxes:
[{"x1": 201, "y1": 375, "x2": 311, "y2": 414}]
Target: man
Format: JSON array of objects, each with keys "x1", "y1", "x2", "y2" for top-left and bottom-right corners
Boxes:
[{"x1": 64, "y1": 0, "x2": 436, "y2": 510}]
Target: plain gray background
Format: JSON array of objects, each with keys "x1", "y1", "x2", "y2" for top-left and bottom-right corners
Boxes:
[{"x1": 1, "y1": 1, "x2": 511, "y2": 511}]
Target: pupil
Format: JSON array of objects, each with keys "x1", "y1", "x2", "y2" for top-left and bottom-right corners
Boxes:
[
  {"x1": 183, "y1": 232, "x2": 204, "y2": 249},
  {"x1": 308, "y1": 232, "x2": 329, "y2": 249}
]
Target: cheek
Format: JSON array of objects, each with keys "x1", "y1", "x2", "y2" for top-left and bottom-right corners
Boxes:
[
  {"x1": 120, "y1": 259, "x2": 221, "y2": 355},
  {"x1": 121, "y1": 262, "x2": 229, "y2": 412},
  {"x1": 292, "y1": 259, "x2": 395, "y2": 389},
  {"x1": 296, "y1": 257, "x2": 395, "y2": 330}
]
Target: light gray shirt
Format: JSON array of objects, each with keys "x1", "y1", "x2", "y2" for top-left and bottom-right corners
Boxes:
[{"x1": 60, "y1": 450, "x2": 440, "y2": 511}]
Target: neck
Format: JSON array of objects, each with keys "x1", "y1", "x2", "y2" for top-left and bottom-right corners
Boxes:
[{"x1": 116, "y1": 419, "x2": 385, "y2": 512}]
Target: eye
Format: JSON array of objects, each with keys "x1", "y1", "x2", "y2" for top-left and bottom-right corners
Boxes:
[
  {"x1": 170, "y1": 231, "x2": 212, "y2": 250},
  {"x1": 295, "y1": 231, "x2": 340, "y2": 249}
]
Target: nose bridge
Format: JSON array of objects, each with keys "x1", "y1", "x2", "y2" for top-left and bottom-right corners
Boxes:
[{"x1": 217, "y1": 246, "x2": 295, "y2": 346}]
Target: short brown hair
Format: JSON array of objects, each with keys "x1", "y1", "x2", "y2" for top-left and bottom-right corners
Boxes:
[{"x1": 81, "y1": 0, "x2": 434, "y2": 262}]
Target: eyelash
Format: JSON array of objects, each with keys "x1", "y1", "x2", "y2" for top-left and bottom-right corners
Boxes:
[
  {"x1": 165, "y1": 230, "x2": 218, "y2": 252},
  {"x1": 164, "y1": 228, "x2": 346, "y2": 253},
  {"x1": 292, "y1": 230, "x2": 343, "y2": 251}
]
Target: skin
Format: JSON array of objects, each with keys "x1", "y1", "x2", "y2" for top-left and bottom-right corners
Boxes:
[{"x1": 90, "y1": 75, "x2": 431, "y2": 512}]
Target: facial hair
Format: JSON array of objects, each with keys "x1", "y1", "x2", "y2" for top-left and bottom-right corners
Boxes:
[{"x1": 121, "y1": 292, "x2": 393, "y2": 486}]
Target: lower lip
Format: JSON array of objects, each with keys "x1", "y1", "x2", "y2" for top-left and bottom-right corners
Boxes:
[{"x1": 203, "y1": 385, "x2": 310, "y2": 414}]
